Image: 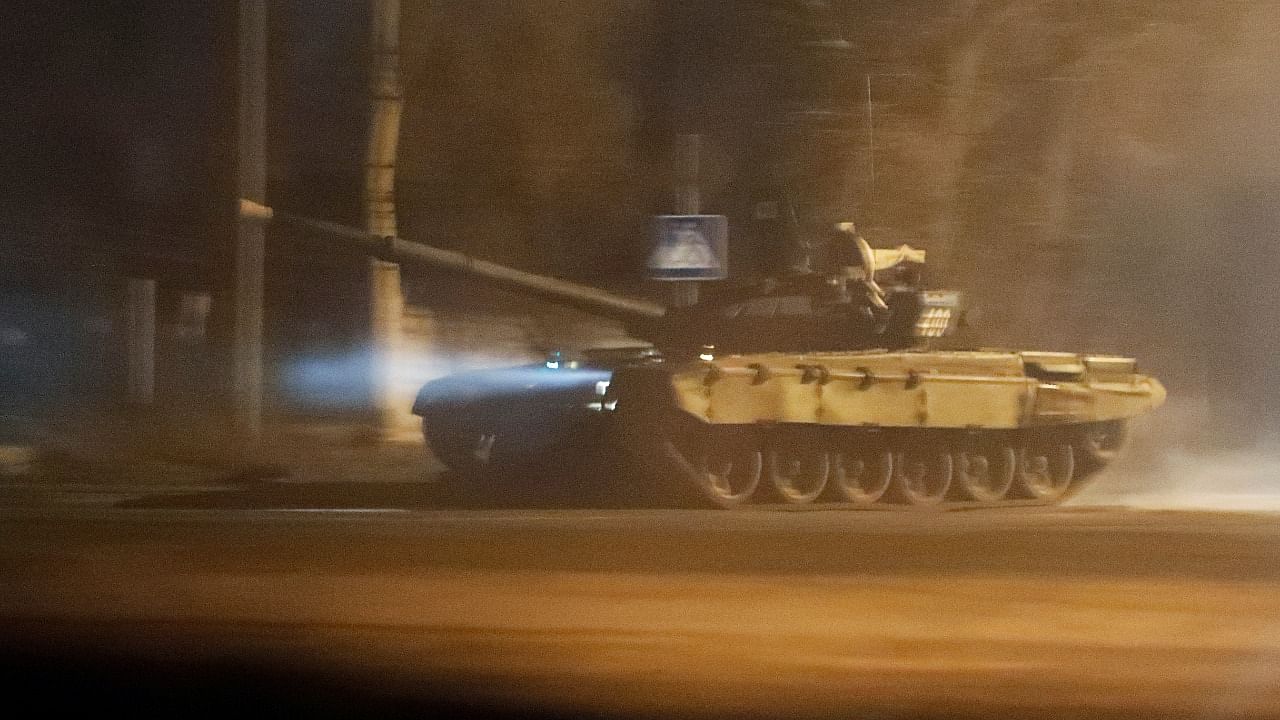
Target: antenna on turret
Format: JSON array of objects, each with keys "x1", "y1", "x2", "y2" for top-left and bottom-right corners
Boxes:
[{"x1": 866, "y1": 74, "x2": 875, "y2": 189}]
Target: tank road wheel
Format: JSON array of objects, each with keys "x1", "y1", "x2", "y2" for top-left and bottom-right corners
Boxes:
[
  {"x1": 1078, "y1": 421, "x2": 1128, "y2": 472},
  {"x1": 424, "y1": 417, "x2": 497, "y2": 479},
  {"x1": 952, "y1": 445, "x2": 1016, "y2": 504},
  {"x1": 696, "y1": 441, "x2": 763, "y2": 509},
  {"x1": 830, "y1": 446, "x2": 893, "y2": 506},
  {"x1": 650, "y1": 417, "x2": 762, "y2": 509},
  {"x1": 891, "y1": 446, "x2": 953, "y2": 506},
  {"x1": 767, "y1": 439, "x2": 830, "y2": 504},
  {"x1": 1014, "y1": 442, "x2": 1075, "y2": 501}
]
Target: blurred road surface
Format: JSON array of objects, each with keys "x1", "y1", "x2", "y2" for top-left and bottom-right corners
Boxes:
[{"x1": 4, "y1": 489, "x2": 1280, "y2": 719}]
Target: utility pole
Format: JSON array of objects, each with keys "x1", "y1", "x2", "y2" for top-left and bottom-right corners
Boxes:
[
  {"x1": 671, "y1": 133, "x2": 701, "y2": 307},
  {"x1": 126, "y1": 278, "x2": 156, "y2": 406},
  {"x1": 366, "y1": 0, "x2": 406, "y2": 437},
  {"x1": 234, "y1": 0, "x2": 267, "y2": 444}
]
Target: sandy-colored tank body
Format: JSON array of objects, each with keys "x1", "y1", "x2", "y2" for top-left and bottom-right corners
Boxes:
[
  {"x1": 668, "y1": 350, "x2": 1165, "y2": 429},
  {"x1": 611, "y1": 347, "x2": 1165, "y2": 509}
]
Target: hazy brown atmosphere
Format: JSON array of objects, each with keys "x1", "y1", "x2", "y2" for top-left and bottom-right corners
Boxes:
[
  {"x1": 5, "y1": 1, "x2": 1276, "y2": 448},
  {"x1": 387, "y1": 1, "x2": 1280, "y2": 450}
]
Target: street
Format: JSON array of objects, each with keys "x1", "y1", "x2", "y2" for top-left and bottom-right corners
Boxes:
[{"x1": 4, "y1": 481, "x2": 1280, "y2": 719}]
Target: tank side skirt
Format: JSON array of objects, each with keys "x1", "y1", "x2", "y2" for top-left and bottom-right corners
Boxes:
[{"x1": 675, "y1": 363, "x2": 1161, "y2": 429}]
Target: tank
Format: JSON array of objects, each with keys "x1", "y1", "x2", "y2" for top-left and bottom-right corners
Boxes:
[{"x1": 246, "y1": 203, "x2": 1166, "y2": 509}]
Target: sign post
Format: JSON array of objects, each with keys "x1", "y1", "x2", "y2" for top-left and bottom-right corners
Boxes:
[
  {"x1": 648, "y1": 215, "x2": 729, "y2": 281},
  {"x1": 669, "y1": 134, "x2": 703, "y2": 306},
  {"x1": 234, "y1": 0, "x2": 266, "y2": 444}
]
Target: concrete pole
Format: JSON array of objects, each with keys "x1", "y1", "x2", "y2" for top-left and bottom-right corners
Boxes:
[
  {"x1": 366, "y1": 0, "x2": 406, "y2": 437},
  {"x1": 672, "y1": 133, "x2": 701, "y2": 307},
  {"x1": 126, "y1": 278, "x2": 156, "y2": 406},
  {"x1": 234, "y1": 0, "x2": 267, "y2": 443}
]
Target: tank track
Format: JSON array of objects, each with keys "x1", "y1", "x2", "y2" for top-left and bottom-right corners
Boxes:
[{"x1": 620, "y1": 419, "x2": 1120, "y2": 511}]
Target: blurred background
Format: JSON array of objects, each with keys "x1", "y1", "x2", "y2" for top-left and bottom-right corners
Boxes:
[{"x1": 1, "y1": 0, "x2": 1276, "y2": 455}]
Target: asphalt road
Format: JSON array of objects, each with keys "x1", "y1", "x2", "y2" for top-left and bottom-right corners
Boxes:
[{"x1": 4, "y1": 483, "x2": 1280, "y2": 719}]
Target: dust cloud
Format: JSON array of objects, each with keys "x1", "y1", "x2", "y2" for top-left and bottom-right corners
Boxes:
[
  {"x1": 875, "y1": 0, "x2": 1280, "y2": 505},
  {"x1": 1076, "y1": 402, "x2": 1280, "y2": 510}
]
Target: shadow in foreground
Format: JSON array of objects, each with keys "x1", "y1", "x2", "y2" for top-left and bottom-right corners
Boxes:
[
  {"x1": 0, "y1": 621, "x2": 1166, "y2": 720},
  {"x1": 0, "y1": 640, "x2": 571, "y2": 720},
  {"x1": 113, "y1": 460, "x2": 681, "y2": 512}
]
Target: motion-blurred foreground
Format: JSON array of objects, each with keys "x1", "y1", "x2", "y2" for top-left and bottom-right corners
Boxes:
[{"x1": 5, "y1": 503, "x2": 1280, "y2": 720}]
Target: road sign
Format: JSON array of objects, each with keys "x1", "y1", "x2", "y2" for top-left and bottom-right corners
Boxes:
[{"x1": 648, "y1": 215, "x2": 728, "y2": 281}]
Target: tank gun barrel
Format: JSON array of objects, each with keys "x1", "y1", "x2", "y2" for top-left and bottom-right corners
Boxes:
[{"x1": 239, "y1": 200, "x2": 667, "y2": 322}]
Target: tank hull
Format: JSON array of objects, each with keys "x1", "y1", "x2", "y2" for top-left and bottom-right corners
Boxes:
[{"x1": 609, "y1": 350, "x2": 1164, "y2": 508}]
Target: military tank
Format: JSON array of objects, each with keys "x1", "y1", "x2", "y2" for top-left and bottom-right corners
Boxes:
[{"x1": 244, "y1": 203, "x2": 1166, "y2": 509}]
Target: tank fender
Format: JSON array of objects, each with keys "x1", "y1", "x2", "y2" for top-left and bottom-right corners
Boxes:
[{"x1": 607, "y1": 364, "x2": 684, "y2": 422}]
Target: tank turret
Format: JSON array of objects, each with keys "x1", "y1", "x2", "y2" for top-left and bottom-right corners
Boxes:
[{"x1": 642, "y1": 227, "x2": 961, "y2": 356}]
